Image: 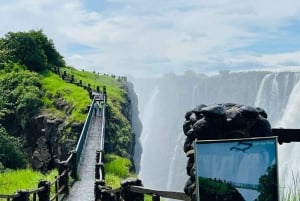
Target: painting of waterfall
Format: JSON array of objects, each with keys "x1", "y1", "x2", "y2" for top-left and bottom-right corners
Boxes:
[{"x1": 195, "y1": 137, "x2": 278, "y2": 201}]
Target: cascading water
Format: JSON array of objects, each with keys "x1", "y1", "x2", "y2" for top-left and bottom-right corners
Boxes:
[
  {"x1": 277, "y1": 79, "x2": 300, "y2": 199},
  {"x1": 138, "y1": 85, "x2": 160, "y2": 187},
  {"x1": 131, "y1": 71, "x2": 300, "y2": 200}
]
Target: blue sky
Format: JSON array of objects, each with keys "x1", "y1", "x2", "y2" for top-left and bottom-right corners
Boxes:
[{"x1": 1, "y1": 0, "x2": 300, "y2": 77}]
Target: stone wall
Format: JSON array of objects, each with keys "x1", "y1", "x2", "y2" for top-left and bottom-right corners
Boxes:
[{"x1": 183, "y1": 103, "x2": 272, "y2": 201}]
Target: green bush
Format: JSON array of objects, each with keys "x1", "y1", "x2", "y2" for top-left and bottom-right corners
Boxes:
[
  {"x1": 0, "y1": 70, "x2": 42, "y2": 130},
  {"x1": 0, "y1": 125, "x2": 27, "y2": 169}
]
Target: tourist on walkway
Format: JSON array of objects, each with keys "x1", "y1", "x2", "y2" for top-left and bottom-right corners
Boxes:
[{"x1": 94, "y1": 102, "x2": 98, "y2": 116}]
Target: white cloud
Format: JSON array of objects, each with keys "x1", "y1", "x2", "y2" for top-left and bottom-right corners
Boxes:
[{"x1": 1, "y1": 0, "x2": 300, "y2": 77}]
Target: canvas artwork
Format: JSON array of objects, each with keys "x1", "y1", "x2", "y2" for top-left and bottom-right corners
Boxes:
[{"x1": 195, "y1": 137, "x2": 279, "y2": 201}]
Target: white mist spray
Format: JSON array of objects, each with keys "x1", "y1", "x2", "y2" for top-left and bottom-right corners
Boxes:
[{"x1": 277, "y1": 80, "x2": 300, "y2": 199}]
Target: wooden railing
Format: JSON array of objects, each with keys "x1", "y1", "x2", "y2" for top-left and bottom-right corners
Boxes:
[
  {"x1": 94, "y1": 178, "x2": 191, "y2": 201},
  {"x1": 272, "y1": 128, "x2": 300, "y2": 143},
  {"x1": 128, "y1": 186, "x2": 191, "y2": 201}
]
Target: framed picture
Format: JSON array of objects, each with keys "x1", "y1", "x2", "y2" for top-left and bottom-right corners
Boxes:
[{"x1": 195, "y1": 137, "x2": 279, "y2": 201}]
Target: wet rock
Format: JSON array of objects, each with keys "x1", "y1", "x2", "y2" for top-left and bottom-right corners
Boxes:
[{"x1": 201, "y1": 105, "x2": 225, "y2": 118}]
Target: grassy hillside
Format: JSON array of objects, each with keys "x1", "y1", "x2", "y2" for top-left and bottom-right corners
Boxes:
[{"x1": 41, "y1": 70, "x2": 90, "y2": 124}]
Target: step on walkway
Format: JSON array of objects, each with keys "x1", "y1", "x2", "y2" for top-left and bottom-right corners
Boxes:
[{"x1": 64, "y1": 112, "x2": 102, "y2": 201}]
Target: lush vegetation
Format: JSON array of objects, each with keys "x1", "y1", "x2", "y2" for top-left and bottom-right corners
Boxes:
[
  {"x1": 0, "y1": 69, "x2": 43, "y2": 130},
  {"x1": 0, "y1": 169, "x2": 57, "y2": 194},
  {"x1": 0, "y1": 30, "x2": 64, "y2": 71},
  {"x1": 0, "y1": 29, "x2": 135, "y2": 195},
  {"x1": 40, "y1": 70, "x2": 90, "y2": 126},
  {"x1": 0, "y1": 30, "x2": 64, "y2": 169},
  {"x1": 104, "y1": 154, "x2": 134, "y2": 188},
  {"x1": 0, "y1": 125, "x2": 26, "y2": 169}
]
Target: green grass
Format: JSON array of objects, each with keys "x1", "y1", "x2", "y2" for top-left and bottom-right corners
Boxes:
[
  {"x1": 0, "y1": 169, "x2": 57, "y2": 194},
  {"x1": 103, "y1": 154, "x2": 157, "y2": 201},
  {"x1": 41, "y1": 70, "x2": 90, "y2": 124},
  {"x1": 61, "y1": 66, "x2": 126, "y2": 109},
  {"x1": 104, "y1": 154, "x2": 134, "y2": 188}
]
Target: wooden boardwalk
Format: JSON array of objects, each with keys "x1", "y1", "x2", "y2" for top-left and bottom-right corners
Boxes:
[{"x1": 64, "y1": 111, "x2": 103, "y2": 201}]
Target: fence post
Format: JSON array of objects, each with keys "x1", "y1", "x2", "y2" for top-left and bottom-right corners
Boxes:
[
  {"x1": 69, "y1": 151, "x2": 78, "y2": 180},
  {"x1": 103, "y1": 86, "x2": 107, "y2": 103},
  {"x1": 12, "y1": 190, "x2": 29, "y2": 201},
  {"x1": 70, "y1": 75, "x2": 74, "y2": 83},
  {"x1": 94, "y1": 180, "x2": 105, "y2": 200},
  {"x1": 62, "y1": 71, "x2": 66, "y2": 79},
  {"x1": 120, "y1": 178, "x2": 144, "y2": 201},
  {"x1": 58, "y1": 162, "x2": 69, "y2": 195},
  {"x1": 95, "y1": 163, "x2": 100, "y2": 180},
  {"x1": 152, "y1": 194, "x2": 160, "y2": 201},
  {"x1": 38, "y1": 180, "x2": 50, "y2": 201}
]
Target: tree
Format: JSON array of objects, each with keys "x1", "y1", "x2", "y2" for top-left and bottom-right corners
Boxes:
[
  {"x1": 0, "y1": 30, "x2": 65, "y2": 72},
  {"x1": 28, "y1": 30, "x2": 65, "y2": 67},
  {"x1": 2, "y1": 31, "x2": 47, "y2": 71}
]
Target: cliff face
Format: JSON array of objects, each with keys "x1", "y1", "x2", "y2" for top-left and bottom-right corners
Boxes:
[
  {"x1": 126, "y1": 81, "x2": 143, "y2": 173},
  {"x1": 27, "y1": 101, "x2": 84, "y2": 171}
]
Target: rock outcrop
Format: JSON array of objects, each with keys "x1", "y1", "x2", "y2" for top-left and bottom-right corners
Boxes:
[{"x1": 29, "y1": 113, "x2": 83, "y2": 171}]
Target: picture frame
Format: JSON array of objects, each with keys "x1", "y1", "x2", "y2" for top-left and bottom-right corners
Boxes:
[{"x1": 194, "y1": 137, "x2": 279, "y2": 201}]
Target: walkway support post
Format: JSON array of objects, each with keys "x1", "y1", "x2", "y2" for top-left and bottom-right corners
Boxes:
[
  {"x1": 38, "y1": 180, "x2": 50, "y2": 201},
  {"x1": 68, "y1": 151, "x2": 77, "y2": 180},
  {"x1": 94, "y1": 180, "x2": 105, "y2": 200},
  {"x1": 58, "y1": 161, "x2": 69, "y2": 195}
]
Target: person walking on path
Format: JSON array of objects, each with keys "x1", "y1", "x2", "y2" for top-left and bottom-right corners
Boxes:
[
  {"x1": 94, "y1": 102, "x2": 98, "y2": 117},
  {"x1": 98, "y1": 102, "x2": 103, "y2": 116}
]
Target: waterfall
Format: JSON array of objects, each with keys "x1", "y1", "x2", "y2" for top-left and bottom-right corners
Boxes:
[
  {"x1": 138, "y1": 85, "x2": 160, "y2": 187},
  {"x1": 254, "y1": 73, "x2": 281, "y2": 124},
  {"x1": 130, "y1": 71, "x2": 300, "y2": 200},
  {"x1": 166, "y1": 132, "x2": 187, "y2": 190},
  {"x1": 277, "y1": 79, "x2": 300, "y2": 199}
]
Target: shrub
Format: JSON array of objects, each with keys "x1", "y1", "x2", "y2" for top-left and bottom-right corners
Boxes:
[{"x1": 0, "y1": 125, "x2": 27, "y2": 169}]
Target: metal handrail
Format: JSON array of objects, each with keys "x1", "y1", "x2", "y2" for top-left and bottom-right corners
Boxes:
[{"x1": 75, "y1": 96, "x2": 97, "y2": 170}]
